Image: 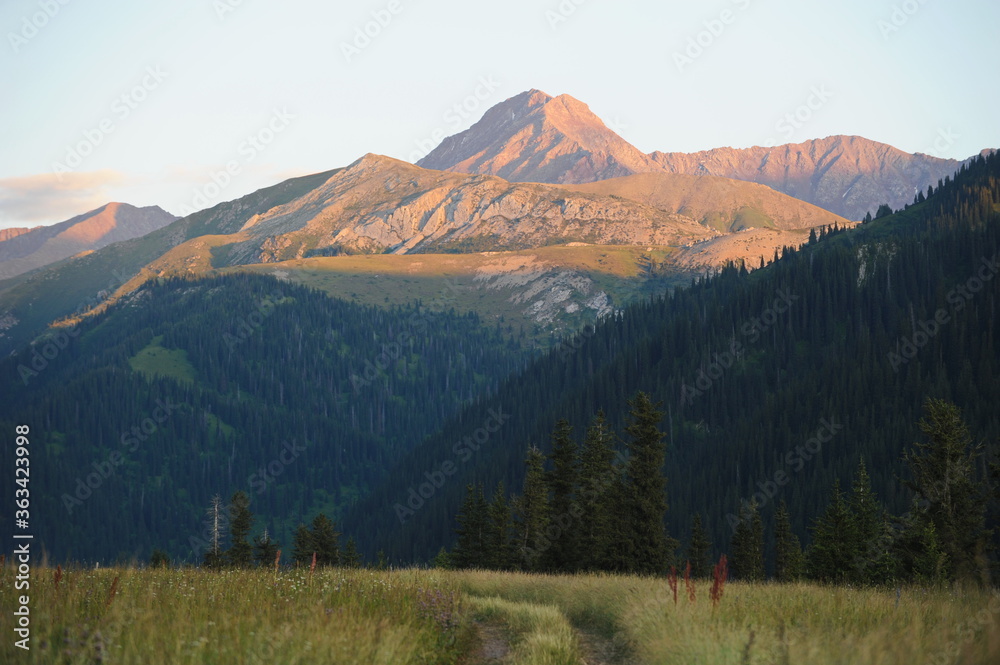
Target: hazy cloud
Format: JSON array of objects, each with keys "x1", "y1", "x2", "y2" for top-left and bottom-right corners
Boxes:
[{"x1": 0, "y1": 170, "x2": 127, "y2": 229}]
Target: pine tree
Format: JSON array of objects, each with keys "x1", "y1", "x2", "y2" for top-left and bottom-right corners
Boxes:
[
  {"x1": 452, "y1": 484, "x2": 489, "y2": 569},
  {"x1": 848, "y1": 458, "x2": 889, "y2": 584},
  {"x1": 730, "y1": 501, "x2": 764, "y2": 581},
  {"x1": 432, "y1": 547, "x2": 452, "y2": 569},
  {"x1": 686, "y1": 513, "x2": 712, "y2": 578},
  {"x1": 807, "y1": 479, "x2": 857, "y2": 582},
  {"x1": 544, "y1": 419, "x2": 580, "y2": 572},
  {"x1": 904, "y1": 399, "x2": 989, "y2": 582},
  {"x1": 485, "y1": 481, "x2": 515, "y2": 570},
  {"x1": 291, "y1": 523, "x2": 314, "y2": 566},
  {"x1": 253, "y1": 528, "x2": 279, "y2": 568},
  {"x1": 514, "y1": 447, "x2": 549, "y2": 571},
  {"x1": 774, "y1": 500, "x2": 804, "y2": 582},
  {"x1": 578, "y1": 410, "x2": 616, "y2": 570},
  {"x1": 226, "y1": 491, "x2": 254, "y2": 568},
  {"x1": 310, "y1": 514, "x2": 340, "y2": 566},
  {"x1": 620, "y1": 392, "x2": 672, "y2": 574},
  {"x1": 341, "y1": 537, "x2": 362, "y2": 568}
]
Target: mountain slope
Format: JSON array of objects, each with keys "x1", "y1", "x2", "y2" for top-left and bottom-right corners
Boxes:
[
  {"x1": 0, "y1": 203, "x2": 177, "y2": 279},
  {"x1": 417, "y1": 89, "x2": 984, "y2": 221},
  {"x1": 562, "y1": 172, "x2": 847, "y2": 232},
  {"x1": 0, "y1": 272, "x2": 528, "y2": 562},
  {"x1": 0, "y1": 227, "x2": 37, "y2": 243},
  {"x1": 649, "y1": 135, "x2": 973, "y2": 221},
  {"x1": 0, "y1": 170, "x2": 337, "y2": 355},
  {"x1": 417, "y1": 89, "x2": 661, "y2": 183},
  {"x1": 341, "y1": 152, "x2": 1000, "y2": 564}
]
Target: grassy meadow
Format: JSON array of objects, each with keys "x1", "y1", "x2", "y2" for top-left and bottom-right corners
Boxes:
[{"x1": 1, "y1": 565, "x2": 998, "y2": 664}]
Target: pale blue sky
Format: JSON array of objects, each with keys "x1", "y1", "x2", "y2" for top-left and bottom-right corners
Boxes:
[{"x1": 1, "y1": 0, "x2": 997, "y2": 228}]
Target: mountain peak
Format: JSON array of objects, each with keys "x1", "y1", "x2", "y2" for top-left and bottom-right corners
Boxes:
[{"x1": 417, "y1": 89, "x2": 658, "y2": 183}]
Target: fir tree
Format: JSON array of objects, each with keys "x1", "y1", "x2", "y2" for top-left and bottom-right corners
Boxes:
[
  {"x1": 904, "y1": 399, "x2": 989, "y2": 582},
  {"x1": 620, "y1": 392, "x2": 671, "y2": 574},
  {"x1": 432, "y1": 547, "x2": 452, "y2": 569},
  {"x1": 848, "y1": 458, "x2": 890, "y2": 584},
  {"x1": 253, "y1": 528, "x2": 279, "y2": 568},
  {"x1": 514, "y1": 447, "x2": 549, "y2": 571},
  {"x1": 730, "y1": 501, "x2": 764, "y2": 581},
  {"x1": 807, "y1": 479, "x2": 857, "y2": 582},
  {"x1": 686, "y1": 513, "x2": 712, "y2": 578},
  {"x1": 310, "y1": 514, "x2": 340, "y2": 566},
  {"x1": 486, "y1": 481, "x2": 515, "y2": 570},
  {"x1": 341, "y1": 537, "x2": 362, "y2": 568},
  {"x1": 226, "y1": 491, "x2": 254, "y2": 568},
  {"x1": 578, "y1": 410, "x2": 616, "y2": 571},
  {"x1": 544, "y1": 419, "x2": 580, "y2": 572},
  {"x1": 452, "y1": 484, "x2": 489, "y2": 569},
  {"x1": 291, "y1": 523, "x2": 314, "y2": 566},
  {"x1": 774, "y1": 500, "x2": 804, "y2": 582}
]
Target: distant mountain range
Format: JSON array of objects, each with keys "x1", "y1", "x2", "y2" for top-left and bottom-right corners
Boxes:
[
  {"x1": 0, "y1": 203, "x2": 176, "y2": 279},
  {"x1": 419, "y1": 89, "x2": 988, "y2": 220},
  {"x1": 0, "y1": 227, "x2": 37, "y2": 243},
  {"x1": 0, "y1": 155, "x2": 845, "y2": 354},
  {"x1": 1, "y1": 88, "x2": 987, "y2": 354}
]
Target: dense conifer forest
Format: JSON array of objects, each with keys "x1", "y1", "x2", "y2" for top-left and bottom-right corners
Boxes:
[
  {"x1": 343, "y1": 153, "x2": 1000, "y2": 579},
  {"x1": 0, "y1": 274, "x2": 529, "y2": 562},
  {"x1": 2, "y1": 154, "x2": 997, "y2": 583}
]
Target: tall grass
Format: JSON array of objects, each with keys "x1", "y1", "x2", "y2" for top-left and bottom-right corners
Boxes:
[
  {"x1": 0, "y1": 566, "x2": 470, "y2": 665},
  {"x1": 449, "y1": 569, "x2": 1000, "y2": 665},
  {"x1": 3, "y1": 565, "x2": 996, "y2": 664}
]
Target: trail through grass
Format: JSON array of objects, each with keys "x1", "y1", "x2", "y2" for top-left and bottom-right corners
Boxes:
[{"x1": 2, "y1": 565, "x2": 996, "y2": 664}]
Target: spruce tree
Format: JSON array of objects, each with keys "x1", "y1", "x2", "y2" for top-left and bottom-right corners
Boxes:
[
  {"x1": 904, "y1": 399, "x2": 989, "y2": 582},
  {"x1": 578, "y1": 411, "x2": 617, "y2": 571},
  {"x1": 730, "y1": 501, "x2": 764, "y2": 581},
  {"x1": 486, "y1": 481, "x2": 515, "y2": 570},
  {"x1": 253, "y1": 528, "x2": 279, "y2": 568},
  {"x1": 774, "y1": 500, "x2": 804, "y2": 582},
  {"x1": 544, "y1": 419, "x2": 580, "y2": 572},
  {"x1": 432, "y1": 547, "x2": 452, "y2": 569},
  {"x1": 452, "y1": 484, "x2": 489, "y2": 569},
  {"x1": 686, "y1": 513, "x2": 712, "y2": 578},
  {"x1": 291, "y1": 523, "x2": 314, "y2": 565},
  {"x1": 514, "y1": 447, "x2": 549, "y2": 571},
  {"x1": 226, "y1": 491, "x2": 254, "y2": 568},
  {"x1": 849, "y1": 458, "x2": 890, "y2": 584},
  {"x1": 311, "y1": 514, "x2": 340, "y2": 566},
  {"x1": 620, "y1": 392, "x2": 671, "y2": 574},
  {"x1": 341, "y1": 537, "x2": 362, "y2": 568},
  {"x1": 807, "y1": 479, "x2": 857, "y2": 582}
]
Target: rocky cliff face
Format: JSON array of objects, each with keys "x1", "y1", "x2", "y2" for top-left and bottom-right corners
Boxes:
[{"x1": 219, "y1": 154, "x2": 719, "y2": 264}]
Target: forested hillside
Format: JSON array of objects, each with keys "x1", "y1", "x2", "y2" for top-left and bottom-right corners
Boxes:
[
  {"x1": 344, "y1": 153, "x2": 1000, "y2": 567},
  {"x1": 0, "y1": 274, "x2": 529, "y2": 562}
]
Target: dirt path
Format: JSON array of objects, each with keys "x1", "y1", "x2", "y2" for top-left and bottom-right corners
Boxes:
[
  {"x1": 465, "y1": 620, "x2": 511, "y2": 663},
  {"x1": 465, "y1": 619, "x2": 637, "y2": 665},
  {"x1": 575, "y1": 625, "x2": 638, "y2": 665}
]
